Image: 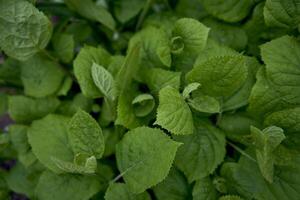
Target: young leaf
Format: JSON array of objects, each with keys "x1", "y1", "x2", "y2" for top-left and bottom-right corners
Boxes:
[
  {"x1": 68, "y1": 110, "x2": 105, "y2": 159},
  {"x1": 105, "y1": 183, "x2": 151, "y2": 200},
  {"x1": 155, "y1": 86, "x2": 194, "y2": 135},
  {"x1": 74, "y1": 45, "x2": 111, "y2": 98},
  {"x1": 35, "y1": 170, "x2": 101, "y2": 200},
  {"x1": 116, "y1": 127, "x2": 181, "y2": 194},
  {"x1": 132, "y1": 93, "x2": 155, "y2": 117},
  {"x1": 250, "y1": 126, "x2": 285, "y2": 183},
  {"x1": 174, "y1": 120, "x2": 226, "y2": 182},
  {"x1": 182, "y1": 82, "x2": 201, "y2": 99},
  {"x1": 91, "y1": 63, "x2": 116, "y2": 101},
  {"x1": 0, "y1": 0, "x2": 52, "y2": 60},
  {"x1": 188, "y1": 95, "x2": 220, "y2": 114},
  {"x1": 28, "y1": 114, "x2": 73, "y2": 173}
]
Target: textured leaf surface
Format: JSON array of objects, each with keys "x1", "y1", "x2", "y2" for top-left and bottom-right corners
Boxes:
[
  {"x1": 116, "y1": 127, "x2": 181, "y2": 193},
  {"x1": 0, "y1": 0, "x2": 52, "y2": 60},
  {"x1": 175, "y1": 120, "x2": 226, "y2": 182},
  {"x1": 74, "y1": 45, "x2": 111, "y2": 98},
  {"x1": 35, "y1": 170, "x2": 101, "y2": 200},
  {"x1": 68, "y1": 110, "x2": 105, "y2": 159},
  {"x1": 28, "y1": 114, "x2": 73, "y2": 173},
  {"x1": 155, "y1": 86, "x2": 194, "y2": 135}
]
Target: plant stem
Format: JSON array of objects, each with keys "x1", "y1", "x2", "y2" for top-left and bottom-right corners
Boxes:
[
  {"x1": 227, "y1": 141, "x2": 257, "y2": 163},
  {"x1": 136, "y1": 0, "x2": 152, "y2": 31}
]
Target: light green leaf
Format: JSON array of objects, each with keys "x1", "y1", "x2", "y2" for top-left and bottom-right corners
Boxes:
[
  {"x1": 141, "y1": 67, "x2": 181, "y2": 93},
  {"x1": 105, "y1": 183, "x2": 151, "y2": 200},
  {"x1": 264, "y1": 107, "x2": 300, "y2": 150},
  {"x1": 21, "y1": 54, "x2": 65, "y2": 98},
  {"x1": 0, "y1": 0, "x2": 52, "y2": 60},
  {"x1": 175, "y1": 120, "x2": 226, "y2": 182},
  {"x1": 182, "y1": 82, "x2": 201, "y2": 99},
  {"x1": 57, "y1": 76, "x2": 73, "y2": 96},
  {"x1": 68, "y1": 110, "x2": 105, "y2": 159},
  {"x1": 51, "y1": 155, "x2": 97, "y2": 175},
  {"x1": 153, "y1": 167, "x2": 191, "y2": 200},
  {"x1": 35, "y1": 170, "x2": 101, "y2": 200},
  {"x1": 193, "y1": 177, "x2": 217, "y2": 200},
  {"x1": 52, "y1": 33, "x2": 74, "y2": 63},
  {"x1": 91, "y1": 63, "x2": 116, "y2": 101},
  {"x1": 172, "y1": 18, "x2": 210, "y2": 72},
  {"x1": 132, "y1": 93, "x2": 155, "y2": 117},
  {"x1": 250, "y1": 126, "x2": 285, "y2": 183},
  {"x1": 116, "y1": 127, "x2": 181, "y2": 194},
  {"x1": 188, "y1": 95, "x2": 220, "y2": 114},
  {"x1": 186, "y1": 55, "x2": 248, "y2": 100},
  {"x1": 155, "y1": 86, "x2": 194, "y2": 135},
  {"x1": 65, "y1": 0, "x2": 115, "y2": 30},
  {"x1": 113, "y1": 0, "x2": 145, "y2": 23},
  {"x1": 74, "y1": 45, "x2": 111, "y2": 98},
  {"x1": 8, "y1": 95, "x2": 60, "y2": 123},
  {"x1": 202, "y1": 0, "x2": 255, "y2": 22},
  {"x1": 28, "y1": 114, "x2": 73, "y2": 173},
  {"x1": 264, "y1": 0, "x2": 300, "y2": 29}
]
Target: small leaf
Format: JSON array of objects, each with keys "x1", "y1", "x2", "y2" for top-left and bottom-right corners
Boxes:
[
  {"x1": 116, "y1": 127, "x2": 181, "y2": 193},
  {"x1": 68, "y1": 110, "x2": 105, "y2": 159},
  {"x1": 155, "y1": 86, "x2": 194, "y2": 135},
  {"x1": 182, "y1": 82, "x2": 201, "y2": 99},
  {"x1": 132, "y1": 94, "x2": 155, "y2": 117},
  {"x1": 188, "y1": 95, "x2": 220, "y2": 114},
  {"x1": 91, "y1": 63, "x2": 116, "y2": 101},
  {"x1": 52, "y1": 33, "x2": 74, "y2": 63}
]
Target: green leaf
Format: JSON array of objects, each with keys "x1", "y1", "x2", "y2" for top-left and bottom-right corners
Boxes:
[
  {"x1": 35, "y1": 170, "x2": 101, "y2": 200},
  {"x1": 193, "y1": 177, "x2": 217, "y2": 200},
  {"x1": 155, "y1": 86, "x2": 194, "y2": 135},
  {"x1": 264, "y1": 107, "x2": 300, "y2": 150},
  {"x1": 153, "y1": 167, "x2": 191, "y2": 200},
  {"x1": 174, "y1": 120, "x2": 226, "y2": 182},
  {"x1": 8, "y1": 95, "x2": 60, "y2": 123},
  {"x1": 116, "y1": 127, "x2": 181, "y2": 193},
  {"x1": 132, "y1": 93, "x2": 155, "y2": 117},
  {"x1": 103, "y1": 127, "x2": 124, "y2": 157},
  {"x1": 68, "y1": 110, "x2": 105, "y2": 159},
  {"x1": 264, "y1": 0, "x2": 300, "y2": 29},
  {"x1": 186, "y1": 55, "x2": 248, "y2": 100},
  {"x1": 91, "y1": 63, "x2": 116, "y2": 101},
  {"x1": 202, "y1": 0, "x2": 255, "y2": 22},
  {"x1": 141, "y1": 67, "x2": 181, "y2": 93},
  {"x1": 219, "y1": 195, "x2": 244, "y2": 200},
  {"x1": 64, "y1": 0, "x2": 116, "y2": 30},
  {"x1": 28, "y1": 114, "x2": 74, "y2": 173},
  {"x1": 21, "y1": 55, "x2": 65, "y2": 98},
  {"x1": 105, "y1": 183, "x2": 151, "y2": 200},
  {"x1": 188, "y1": 95, "x2": 220, "y2": 114},
  {"x1": 250, "y1": 126, "x2": 285, "y2": 183},
  {"x1": 113, "y1": 0, "x2": 145, "y2": 23},
  {"x1": 0, "y1": 58, "x2": 22, "y2": 86},
  {"x1": 172, "y1": 18, "x2": 210, "y2": 72},
  {"x1": 74, "y1": 45, "x2": 111, "y2": 98},
  {"x1": 51, "y1": 155, "x2": 97, "y2": 175},
  {"x1": 182, "y1": 82, "x2": 201, "y2": 99},
  {"x1": 0, "y1": 93, "x2": 8, "y2": 116},
  {"x1": 52, "y1": 33, "x2": 74, "y2": 63},
  {"x1": 0, "y1": 0, "x2": 52, "y2": 60}
]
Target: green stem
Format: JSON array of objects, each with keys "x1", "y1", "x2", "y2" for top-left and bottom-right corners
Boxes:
[
  {"x1": 136, "y1": 0, "x2": 152, "y2": 31},
  {"x1": 227, "y1": 141, "x2": 257, "y2": 163}
]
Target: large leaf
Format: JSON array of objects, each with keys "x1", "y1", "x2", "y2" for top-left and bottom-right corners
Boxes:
[
  {"x1": 0, "y1": 0, "x2": 52, "y2": 60},
  {"x1": 28, "y1": 114, "x2": 73, "y2": 173},
  {"x1": 264, "y1": 0, "x2": 300, "y2": 29},
  {"x1": 35, "y1": 170, "x2": 101, "y2": 200},
  {"x1": 21, "y1": 55, "x2": 65, "y2": 98},
  {"x1": 74, "y1": 45, "x2": 111, "y2": 98},
  {"x1": 116, "y1": 127, "x2": 181, "y2": 193},
  {"x1": 68, "y1": 110, "x2": 105, "y2": 159},
  {"x1": 175, "y1": 120, "x2": 226, "y2": 182},
  {"x1": 155, "y1": 86, "x2": 194, "y2": 135}
]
